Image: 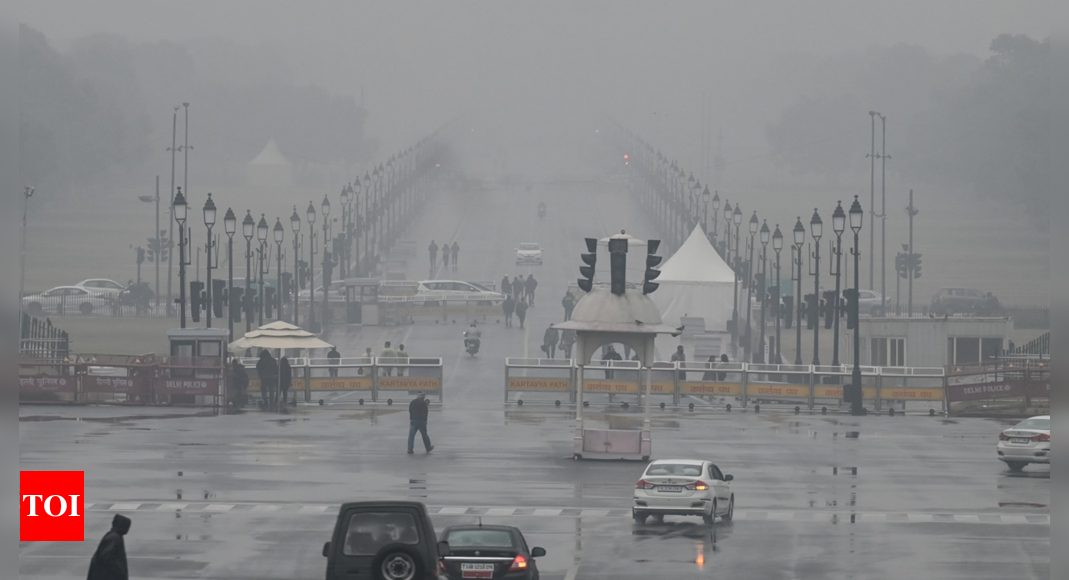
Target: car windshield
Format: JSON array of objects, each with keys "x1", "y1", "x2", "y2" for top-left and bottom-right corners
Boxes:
[
  {"x1": 519, "y1": 243, "x2": 540, "y2": 251},
  {"x1": 645, "y1": 463, "x2": 704, "y2": 477},
  {"x1": 1012, "y1": 418, "x2": 1049, "y2": 431},
  {"x1": 443, "y1": 529, "x2": 514, "y2": 548},
  {"x1": 343, "y1": 512, "x2": 420, "y2": 556}
]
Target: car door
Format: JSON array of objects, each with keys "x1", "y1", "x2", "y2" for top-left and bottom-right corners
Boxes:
[{"x1": 708, "y1": 464, "x2": 730, "y2": 512}]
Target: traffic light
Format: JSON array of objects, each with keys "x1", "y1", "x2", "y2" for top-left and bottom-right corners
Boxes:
[
  {"x1": 189, "y1": 281, "x2": 205, "y2": 323},
  {"x1": 264, "y1": 286, "x2": 276, "y2": 319},
  {"x1": 783, "y1": 295, "x2": 794, "y2": 329},
  {"x1": 136, "y1": 246, "x2": 145, "y2": 265},
  {"x1": 643, "y1": 239, "x2": 661, "y2": 295},
  {"x1": 243, "y1": 287, "x2": 257, "y2": 320},
  {"x1": 577, "y1": 237, "x2": 597, "y2": 293},
  {"x1": 843, "y1": 288, "x2": 859, "y2": 330},
  {"x1": 280, "y1": 272, "x2": 293, "y2": 302},
  {"x1": 912, "y1": 253, "x2": 922, "y2": 279},
  {"x1": 822, "y1": 290, "x2": 837, "y2": 329},
  {"x1": 896, "y1": 252, "x2": 908, "y2": 279},
  {"x1": 804, "y1": 293, "x2": 817, "y2": 330},
  {"x1": 212, "y1": 279, "x2": 227, "y2": 319},
  {"x1": 230, "y1": 287, "x2": 244, "y2": 323}
]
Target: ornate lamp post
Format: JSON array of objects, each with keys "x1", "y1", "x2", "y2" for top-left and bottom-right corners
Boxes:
[
  {"x1": 758, "y1": 220, "x2": 770, "y2": 363},
  {"x1": 306, "y1": 201, "x2": 318, "y2": 332},
  {"x1": 339, "y1": 185, "x2": 350, "y2": 279},
  {"x1": 745, "y1": 211, "x2": 759, "y2": 361},
  {"x1": 731, "y1": 204, "x2": 742, "y2": 346},
  {"x1": 849, "y1": 195, "x2": 865, "y2": 415},
  {"x1": 321, "y1": 194, "x2": 331, "y2": 326},
  {"x1": 792, "y1": 217, "x2": 805, "y2": 365},
  {"x1": 290, "y1": 207, "x2": 301, "y2": 324},
  {"x1": 273, "y1": 218, "x2": 284, "y2": 321},
  {"x1": 810, "y1": 208, "x2": 824, "y2": 366},
  {"x1": 173, "y1": 188, "x2": 189, "y2": 328},
  {"x1": 256, "y1": 215, "x2": 269, "y2": 325},
  {"x1": 831, "y1": 201, "x2": 847, "y2": 366},
  {"x1": 710, "y1": 191, "x2": 721, "y2": 252},
  {"x1": 772, "y1": 224, "x2": 784, "y2": 364},
  {"x1": 223, "y1": 208, "x2": 237, "y2": 342},
  {"x1": 202, "y1": 193, "x2": 217, "y2": 328},
  {"x1": 363, "y1": 172, "x2": 371, "y2": 275},
  {"x1": 352, "y1": 178, "x2": 362, "y2": 276},
  {"x1": 242, "y1": 210, "x2": 254, "y2": 333}
]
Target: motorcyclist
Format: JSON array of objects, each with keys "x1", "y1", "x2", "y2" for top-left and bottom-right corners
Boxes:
[
  {"x1": 537, "y1": 201, "x2": 547, "y2": 217},
  {"x1": 463, "y1": 322, "x2": 482, "y2": 352}
]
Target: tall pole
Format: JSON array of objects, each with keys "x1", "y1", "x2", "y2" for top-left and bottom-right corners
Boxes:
[
  {"x1": 850, "y1": 196, "x2": 864, "y2": 415},
  {"x1": 167, "y1": 107, "x2": 178, "y2": 315},
  {"x1": 258, "y1": 241, "x2": 266, "y2": 326},
  {"x1": 178, "y1": 223, "x2": 187, "y2": 328},
  {"x1": 773, "y1": 239, "x2": 782, "y2": 364},
  {"x1": 245, "y1": 235, "x2": 252, "y2": 334},
  {"x1": 154, "y1": 176, "x2": 161, "y2": 310},
  {"x1": 907, "y1": 190, "x2": 918, "y2": 316},
  {"x1": 227, "y1": 234, "x2": 234, "y2": 342},
  {"x1": 19, "y1": 186, "x2": 35, "y2": 306},
  {"x1": 832, "y1": 233, "x2": 843, "y2": 366},
  {"x1": 868, "y1": 111, "x2": 876, "y2": 290},
  {"x1": 879, "y1": 113, "x2": 888, "y2": 315},
  {"x1": 794, "y1": 243, "x2": 803, "y2": 365},
  {"x1": 745, "y1": 233, "x2": 755, "y2": 362},
  {"x1": 811, "y1": 209, "x2": 823, "y2": 366},
  {"x1": 205, "y1": 230, "x2": 213, "y2": 328},
  {"x1": 758, "y1": 232, "x2": 768, "y2": 363},
  {"x1": 276, "y1": 242, "x2": 283, "y2": 321}
]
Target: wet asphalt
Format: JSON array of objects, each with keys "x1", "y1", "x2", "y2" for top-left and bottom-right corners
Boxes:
[{"x1": 19, "y1": 181, "x2": 1049, "y2": 579}]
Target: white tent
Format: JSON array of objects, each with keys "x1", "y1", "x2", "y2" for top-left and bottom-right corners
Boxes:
[
  {"x1": 650, "y1": 224, "x2": 736, "y2": 332},
  {"x1": 246, "y1": 138, "x2": 294, "y2": 187}
]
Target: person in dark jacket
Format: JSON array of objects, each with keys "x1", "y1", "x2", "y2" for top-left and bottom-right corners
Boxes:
[
  {"x1": 500, "y1": 275, "x2": 512, "y2": 298},
  {"x1": 407, "y1": 392, "x2": 434, "y2": 454},
  {"x1": 559, "y1": 329, "x2": 576, "y2": 359},
  {"x1": 229, "y1": 359, "x2": 249, "y2": 409},
  {"x1": 503, "y1": 294, "x2": 515, "y2": 327},
  {"x1": 451, "y1": 241, "x2": 460, "y2": 270},
  {"x1": 255, "y1": 350, "x2": 278, "y2": 407},
  {"x1": 278, "y1": 356, "x2": 292, "y2": 407},
  {"x1": 671, "y1": 345, "x2": 687, "y2": 380},
  {"x1": 512, "y1": 275, "x2": 524, "y2": 298},
  {"x1": 441, "y1": 243, "x2": 451, "y2": 269},
  {"x1": 524, "y1": 274, "x2": 539, "y2": 306},
  {"x1": 326, "y1": 346, "x2": 341, "y2": 377},
  {"x1": 719, "y1": 354, "x2": 730, "y2": 381},
  {"x1": 87, "y1": 514, "x2": 130, "y2": 580},
  {"x1": 542, "y1": 326, "x2": 559, "y2": 359},
  {"x1": 603, "y1": 345, "x2": 622, "y2": 378},
  {"x1": 515, "y1": 297, "x2": 528, "y2": 328},
  {"x1": 428, "y1": 241, "x2": 439, "y2": 270},
  {"x1": 562, "y1": 291, "x2": 576, "y2": 321}
]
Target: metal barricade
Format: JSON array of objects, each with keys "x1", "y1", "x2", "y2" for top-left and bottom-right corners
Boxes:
[
  {"x1": 811, "y1": 365, "x2": 878, "y2": 409},
  {"x1": 375, "y1": 356, "x2": 444, "y2": 402},
  {"x1": 155, "y1": 355, "x2": 226, "y2": 407},
  {"x1": 878, "y1": 366, "x2": 946, "y2": 412},
  {"x1": 676, "y1": 361, "x2": 745, "y2": 405},
  {"x1": 303, "y1": 357, "x2": 373, "y2": 401},
  {"x1": 504, "y1": 357, "x2": 574, "y2": 403},
  {"x1": 19, "y1": 358, "x2": 79, "y2": 403},
  {"x1": 744, "y1": 363, "x2": 815, "y2": 408}
]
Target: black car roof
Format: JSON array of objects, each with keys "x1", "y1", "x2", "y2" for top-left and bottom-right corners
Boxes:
[
  {"x1": 442, "y1": 524, "x2": 520, "y2": 532},
  {"x1": 339, "y1": 501, "x2": 429, "y2": 512}
]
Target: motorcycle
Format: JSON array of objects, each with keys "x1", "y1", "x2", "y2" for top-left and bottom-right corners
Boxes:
[
  {"x1": 537, "y1": 206, "x2": 546, "y2": 219},
  {"x1": 463, "y1": 331, "x2": 481, "y2": 356}
]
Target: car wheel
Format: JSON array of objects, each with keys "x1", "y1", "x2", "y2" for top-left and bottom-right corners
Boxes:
[
  {"x1": 1006, "y1": 461, "x2": 1026, "y2": 472},
  {"x1": 371, "y1": 543, "x2": 425, "y2": 580},
  {"x1": 27, "y1": 302, "x2": 43, "y2": 315},
  {"x1": 632, "y1": 511, "x2": 648, "y2": 524},
  {"x1": 79, "y1": 302, "x2": 94, "y2": 315},
  {"x1": 722, "y1": 496, "x2": 734, "y2": 522},
  {"x1": 651, "y1": 513, "x2": 665, "y2": 523},
  {"x1": 703, "y1": 503, "x2": 715, "y2": 525}
]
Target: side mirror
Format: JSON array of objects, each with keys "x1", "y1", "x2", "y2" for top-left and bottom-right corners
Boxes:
[
  {"x1": 724, "y1": 474, "x2": 734, "y2": 482},
  {"x1": 437, "y1": 541, "x2": 451, "y2": 557},
  {"x1": 531, "y1": 547, "x2": 546, "y2": 558},
  {"x1": 322, "y1": 541, "x2": 331, "y2": 557}
]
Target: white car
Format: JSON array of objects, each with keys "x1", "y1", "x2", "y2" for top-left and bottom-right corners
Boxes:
[
  {"x1": 415, "y1": 280, "x2": 504, "y2": 305},
  {"x1": 515, "y1": 242, "x2": 543, "y2": 265},
  {"x1": 997, "y1": 415, "x2": 1050, "y2": 471},
  {"x1": 23, "y1": 286, "x2": 112, "y2": 315},
  {"x1": 633, "y1": 459, "x2": 734, "y2": 524},
  {"x1": 856, "y1": 289, "x2": 891, "y2": 316},
  {"x1": 298, "y1": 280, "x2": 346, "y2": 301},
  {"x1": 75, "y1": 278, "x2": 126, "y2": 297}
]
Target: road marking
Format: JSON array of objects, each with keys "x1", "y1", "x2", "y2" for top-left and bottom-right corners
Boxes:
[
  {"x1": 203, "y1": 504, "x2": 234, "y2": 512},
  {"x1": 156, "y1": 503, "x2": 187, "y2": 511},
  {"x1": 564, "y1": 564, "x2": 581, "y2": 580},
  {"x1": 109, "y1": 503, "x2": 141, "y2": 511}
]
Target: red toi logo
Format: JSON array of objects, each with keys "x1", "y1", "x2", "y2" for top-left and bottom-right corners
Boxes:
[{"x1": 20, "y1": 471, "x2": 85, "y2": 541}]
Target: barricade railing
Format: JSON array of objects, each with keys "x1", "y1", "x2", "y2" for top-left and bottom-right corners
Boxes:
[
  {"x1": 378, "y1": 295, "x2": 503, "y2": 324},
  {"x1": 247, "y1": 356, "x2": 444, "y2": 403},
  {"x1": 504, "y1": 357, "x2": 574, "y2": 403}
]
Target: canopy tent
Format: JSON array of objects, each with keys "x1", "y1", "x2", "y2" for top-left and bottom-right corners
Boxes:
[
  {"x1": 246, "y1": 138, "x2": 294, "y2": 187},
  {"x1": 649, "y1": 224, "x2": 736, "y2": 332},
  {"x1": 227, "y1": 321, "x2": 333, "y2": 354}
]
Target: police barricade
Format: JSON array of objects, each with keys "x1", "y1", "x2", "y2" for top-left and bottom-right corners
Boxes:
[
  {"x1": 811, "y1": 365, "x2": 878, "y2": 410},
  {"x1": 79, "y1": 354, "x2": 156, "y2": 404},
  {"x1": 378, "y1": 295, "x2": 503, "y2": 325},
  {"x1": 877, "y1": 366, "x2": 946, "y2": 412},
  {"x1": 581, "y1": 360, "x2": 641, "y2": 402},
  {"x1": 19, "y1": 358, "x2": 80, "y2": 403},
  {"x1": 676, "y1": 361, "x2": 746, "y2": 405},
  {"x1": 743, "y1": 363, "x2": 815, "y2": 408},
  {"x1": 154, "y1": 355, "x2": 226, "y2": 407},
  {"x1": 303, "y1": 357, "x2": 373, "y2": 402},
  {"x1": 375, "y1": 357, "x2": 444, "y2": 402},
  {"x1": 504, "y1": 357, "x2": 574, "y2": 403}
]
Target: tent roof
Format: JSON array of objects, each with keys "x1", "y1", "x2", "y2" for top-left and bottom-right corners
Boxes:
[
  {"x1": 249, "y1": 139, "x2": 291, "y2": 167},
  {"x1": 656, "y1": 224, "x2": 735, "y2": 284}
]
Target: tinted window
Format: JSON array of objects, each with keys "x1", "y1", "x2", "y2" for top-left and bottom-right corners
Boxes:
[
  {"x1": 709, "y1": 465, "x2": 724, "y2": 480},
  {"x1": 1013, "y1": 418, "x2": 1049, "y2": 431},
  {"x1": 443, "y1": 529, "x2": 515, "y2": 548},
  {"x1": 519, "y1": 243, "x2": 540, "y2": 251},
  {"x1": 645, "y1": 463, "x2": 703, "y2": 477},
  {"x1": 343, "y1": 512, "x2": 420, "y2": 556}
]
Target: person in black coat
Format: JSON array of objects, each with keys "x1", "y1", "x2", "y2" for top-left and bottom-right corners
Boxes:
[
  {"x1": 326, "y1": 346, "x2": 341, "y2": 377},
  {"x1": 524, "y1": 274, "x2": 538, "y2": 306},
  {"x1": 255, "y1": 350, "x2": 278, "y2": 407},
  {"x1": 515, "y1": 297, "x2": 528, "y2": 328},
  {"x1": 562, "y1": 291, "x2": 576, "y2": 321},
  {"x1": 229, "y1": 359, "x2": 249, "y2": 409},
  {"x1": 512, "y1": 275, "x2": 524, "y2": 299},
  {"x1": 503, "y1": 294, "x2": 515, "y2": 327},
  {"x1": 278, "y1": 356, "x2": 292, "y2": 406},
  {"x1": 87, "y1": 514, "x2": 130, "y2": 580},
  {"x1": 500, "y1": 275, "x2": 512, "y2": 297},
  {"x1": 407, "y1": 392, "x2": 434, "y2": 454}
]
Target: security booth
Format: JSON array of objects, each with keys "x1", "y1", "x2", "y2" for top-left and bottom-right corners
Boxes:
[
  {"x1": 344, "y1": 278, "x2": 381, "y2": 325},
  {"x1": 164, "y1": 328, "x2": 229, "y2": 406}
]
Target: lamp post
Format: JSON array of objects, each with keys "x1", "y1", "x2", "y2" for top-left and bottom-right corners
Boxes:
[
  {"x1": 173, "y1": 188, "x2": 189, "y2": 328},
  {"x1": 223, "y1": 208, "x2": 236, "y2": 342},
  {"x1": 363, "y1": 172, "x2": 371, "y2": 274},
  {"x1": 242, "y1": 211, "x2": 254, "y2": 333},
  {"x1": 792, "y1": 217, "x2": 805, "y2": 365},
  {"x1": 722, "y1": 200, "x2": 732, "y2": 259},
  {"x1": 290, "y1": 207, "x2": 300, "y2": 325},
  {"x1": 745, "y1": 211, "x2": 758, "y2": 361},
  {"x1": 849, "y1": 195, "x2": 865, "y2": 415},
  {"x1": 321, "y1": 194, "x2": 331, "y2": 326},
  {"x1": 831, "y1": 201, "x2": 846, "y2": 366},
  {"x1": 256, "y1": 215, "x2": 268, "y2": 325},
  {"x1": 274, "y1": 218, "x2": 284, "y2": 321},
  {"x1": 202, "y1": 194, "x2": 217, "y2": 328},
  {"x1": 731, "y1": 204, "x2": 742, "y2": 346},
  {"x1": 711, "y1": 191, "x2": 721, "y2": 252},
  {"x1": 339, "y1": 185, "x2": 349, "y2": 279},
  {"x1": 352, "y1": 178, "x2": 362, "y2": 276},
  {"x1": 810, "y1": 208, "x2": 823, "y2": 366},
  {"x1": 306, "y1": 201, "x2": 318, "y2": 333},
  {"x1": 772, "y1": 225, "x2": 783, "y2": 364},
  {"x1": 758, "y1": 220, "x2": 770, "y2": 363}
]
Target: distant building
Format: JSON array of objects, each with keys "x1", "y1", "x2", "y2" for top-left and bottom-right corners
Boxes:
[
  {"x1": 246, "y1": 138, "x2": 294, "y2": 187},
  {"x1": 846, "y1": 316, "x2": 1012, "y2": 369}
]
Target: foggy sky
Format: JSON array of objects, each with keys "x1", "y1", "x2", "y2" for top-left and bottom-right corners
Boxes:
[{"x1": 20, "y1": 1, "x2": 1048, "y2": 158}]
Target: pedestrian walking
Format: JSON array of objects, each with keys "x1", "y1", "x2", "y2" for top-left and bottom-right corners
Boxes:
[
  {"x1": 441, "y1": 243, "x2": 451, "y2": 269},
  {"x1": 702, "y1": 355, "x2": 719, "y2": 381},
  {"x1": 407, "y1": 391, "x2": 434, "y2": 454},
  {"x1": 255, "y1": 350, "x2": 278, "y2": 407},
  {"x1": 671, "y1": 345, "x2": 687, "y2": 380},
  {"x1": 524, "y1": 274, "x2": 538, "y2": 306},
  {"x1": 87, "y1": 514, "x2": 130, "y2": 580},
  {"x1": 561, "y1": 291, "x2": 575, "y2": 321},
  {"x1": 603, "y1": 345, "x2": 622, "y2": 379},
  {"x1": 719, "y1": 354, "x2": 730, "y2": 381},
  {"x1": 560, "y1": 329, "x2": 576, "y2": 359},
  {"x1": 428, "y1": 240, "x2": 439, "y2": 270},
  {"x1": 358, "y1": 347, "x2": 373, "y2": 375},
  {"x1": 451, "y1": 241, "x2": 460, "y2": 270},
  {"x1": 515, "y1": 297, "x2": 528, "y2": 328},
  {"x1": 396, "y1": 344, "x2": 409, "y2": 376},
  {"x1": 542, "y1": 326, "x2": 559, "y2": 359},
  {"x1": 278, "y1": 356, "x2": 292, "y2": 407},
  {"x1": 327, "y1": 345, "x2": 341, "y2": 377},
  {"x1": 379, "y1": 341, "x2": 396, "y2": 376},
  {"x1": 500, "y1": 275, "x2": 511, "y2": 297},
  {"x1": 503, "y1": 294, "x2": 515, "y2": 327},
  {"x1": 229, "y1": 359, "x2": 249, "y2": 409},
  {"x1": 512, "y1": 275, "x2": 524, "y2": 299}
]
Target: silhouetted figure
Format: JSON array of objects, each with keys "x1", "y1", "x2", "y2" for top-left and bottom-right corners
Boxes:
[
  {"x1": 515, "y1": 298, "x2": 528, "y2": 328},
  {"x1": 87, "y1": 514, "x2": 130, "y2": 580}
]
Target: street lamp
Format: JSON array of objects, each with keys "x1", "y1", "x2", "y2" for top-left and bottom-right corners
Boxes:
[
  {"x1": 792, "y1": 217, "x2": 805, "y2": 365},
  {"x1": 173, "y1": 187, "x2": 189, "y2": 328},
  {"x1": 256, "y1": 214, "x2": 269, "y2": 325},
  {"x1": 745, "y1": 211, "x2": 759, "y2": 362},
  {"x1": 731, "y1": 204, "x2": 742, "y2": 347},
  {"x1": 223, "y1": 208, "x2": 236, "y2": 342},
  {"x1": 290, "y1": 206, "x2": 300, "y2": 325},
  {"x1": 242, "y1": 210, "x2": 254, "y2": 333},
  {"x1": 849, "y1": 195, "x2": 865, "y2": 415},
  {"x1": 273, "y1": 218, "x2": 284, "y2": 321},
  {"x1": 352, "y1": 178, "x2": 362, "y2": 276},
  {"x1": 772, "y1": 224, "x2": 783, "y2": 364},
  {"x1": 202, "y1": 193, "x2": 217, "y2": 328},
  {"x1": 831, "y1": 201, "x2": 846, "y2": 366},
  {"x1": 810, "y1": 208, "x2": 823, "y2": 366},
  {"x1": 758, "y1": 220, "x2": 770, "y2": 363},
  {"x1": 363, "y1": 172, "x2": 371, "y2": 273},
  {"x1": 722, "y1": 200, "x2": 732, "y2": 258},
  {"x1": 340, "y1": 185, "x2": 350, "y2": 279},
  {"x1": 321, "y1": 194, "x2": 331, "y2": 326},
  {"x1": 711, "y1": 191, "x2": 721, "y2": 252},
  {"x1": 306, "y1": 201, "x2": 318, "y2": 332}
]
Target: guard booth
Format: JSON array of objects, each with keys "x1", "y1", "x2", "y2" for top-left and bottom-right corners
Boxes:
[
  {"x1": 165, "y1": 328, "x2": 228, "y2": 406},
  {"x1": 344, "y1": 278, "x2": 381, "y2": 325}
]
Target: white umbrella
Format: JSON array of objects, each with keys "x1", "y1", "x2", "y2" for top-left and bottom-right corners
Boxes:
[{"x1": 228, "y1": 322, "x2": 334, "y2": 412}]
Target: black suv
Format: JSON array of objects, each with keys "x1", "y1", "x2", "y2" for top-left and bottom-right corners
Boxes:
[{"x1": 324, "y1": 501, "x2": 449, "y2": 580}]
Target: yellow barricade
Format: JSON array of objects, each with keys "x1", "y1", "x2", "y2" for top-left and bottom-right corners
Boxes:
[
  {"x1": 310, "y1": 377, "x2": 372, "y2": 391},
  {"x1": 746, "y1": 383, "x2": 811, "y2": 398},
  {"x1": 507, "y1": 377, "x2": 570, "y2": 392},
  {"x1": 681, "y1": 382, "x2": 743, "y2": 396},
  {"x1": 878, "y1": 387, "x2": 944, "y2": 401},
  {"x1": 584, "y1": 380, "x2": 639, "y2": 394},
  {"x1": 649, "y1": 382, "x2": 675, "y2": 394},
  {"x1": 813, "y1": 385, "x2": 878, "y2": 399},
  {"x1": 378, "y1": 377, "x2": 442, "y2": 391}
]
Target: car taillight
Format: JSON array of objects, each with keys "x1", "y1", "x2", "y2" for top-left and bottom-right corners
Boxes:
[
  {"x1": 999, "y1": 432, "x2": 1011, "y2": 441},
  {"x1": 636, "y1": 479, "x2": 655, "y2": 490},
  {"x1": 509, "y1": 555, "x2": 528, "y2": 571},
  {"x1": 1031, "y1": 433, "x2": 1050, "y2": 442},
  {"x1": 685, "y1": 482, "x2": 709, "y2": 491}
]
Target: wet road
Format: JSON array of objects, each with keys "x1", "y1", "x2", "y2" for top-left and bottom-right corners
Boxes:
[{"x1": 19, "y1": 181, "x2": 1049, "y2": 579}]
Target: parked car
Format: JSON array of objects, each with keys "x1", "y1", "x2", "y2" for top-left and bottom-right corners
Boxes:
[
  {"x1": 633, "y1": 459, "x2": 734, "y2": 525},
  {"x1": 415, "y1": 280, "x2": 504, "y2": 306},
  {"x1": 997, "y1": 415, "x2": 1050, "y2": 472},
  {"x1": 299, "y1": 280, "x2": 346, "y2": 302},
  {"x1": 439, "y1": 525, "x2": 545, "y2": 580},
  {"x1": 22, "y1": 286, "x2": 112, "y2": 315},
  {"x1": 323, "y1": 500, "x2": 448, "y2": 580},
  {"x1": 75, "y1": 278, "x2": 127, "y2": 297},
  {"x1": 856, "y1": 289, "x2": 890, "y2": 316},
  {"x1": 931, "y1": 287, "x2": 999, "y2": 316},
  {"x1": 515, "y1": 242, "x2": 543, "y2": 266}
]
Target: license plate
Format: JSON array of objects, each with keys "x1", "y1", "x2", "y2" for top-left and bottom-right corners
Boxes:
[
  {"x1": 1011, "y1": 438, "x2": 1031, "y2": 444},
  {"x1": 461, "y1": 563, "x2": 495, "y2": 578},
  {"x1": 658, "y1": 485, "x2": 683, "y2": 492}
]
